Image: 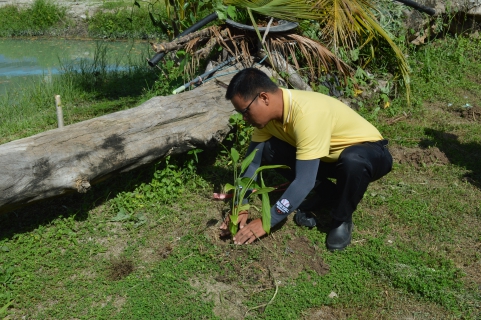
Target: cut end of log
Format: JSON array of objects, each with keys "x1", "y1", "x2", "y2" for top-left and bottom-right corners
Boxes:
[{"x1": 75, "y1": 178, "x2": 91, "y2": 193}]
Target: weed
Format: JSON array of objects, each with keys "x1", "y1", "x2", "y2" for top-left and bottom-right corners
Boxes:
[
  {"x1": 0, "y1": 264, "x2": 16, "y2": 311},
  {"x1": 224, "y1": 113, "x2": 253, "y2": 153},
  {"x1": 109, "y1": 150, "x2": 207, "y2": 226}
]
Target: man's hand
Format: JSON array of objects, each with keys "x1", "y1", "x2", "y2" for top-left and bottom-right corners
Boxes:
[
  {"x1": 233, "y1": 218, "x2": 266, "y2": 244},
  {"x1": 219, "y1": 210, "x2": 248, "y2": 237}
]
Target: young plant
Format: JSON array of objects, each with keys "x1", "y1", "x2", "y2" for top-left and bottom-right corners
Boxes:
[{"x1": 223, "y1": 148, "x2": 288, "y2": 236}]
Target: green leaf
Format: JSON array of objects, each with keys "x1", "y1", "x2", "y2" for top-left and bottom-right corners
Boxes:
[
  {"x1": 238, "y1": 177, "x2": 255, "y2": 190},
  {"x1": 237, "y1": 204, "x2": 250, "y2": 212},
  {"x1": 229, "y1": 221, "x2": 238, "y2": 235},
  {"x1": 223, "y1": 183, "x2": 235, "y2": 193},
  {"x1": 252, "y1": 187, "x2": 275, "y2": 195},
  {"x1": 0, "y1": 299, "x2": 14, "y2": 316},
  {"x1": 133, "y1": 1, "x2": 140, "y2": 8},
  {"x1": 216, "y1": 9, "x2": 226, "y2": 20},
  {"x1": 260, "y1": 173, "x2": 271, "y2": 234},
  {"x1": 230, "y1": 148, "x2": 240, "y2": 164},
  {"x1": 110, "y1": 208, "x2": 131, "y2": 222},
  {"x1": 227, "y1": 5, "x2": 237, "y2": 19},
  {"x1": 240, "y1": 149, "x2": 257, "y2": 174},
  {"x1": 254, "y1": 164, "x2": 289, "y2": 175},
  {"x1": 350, "y1": 48, "x2": 359, "y2": 61}
]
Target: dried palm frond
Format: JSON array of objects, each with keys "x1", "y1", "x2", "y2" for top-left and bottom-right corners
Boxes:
[
  {"x1": 314, "y1": 0, "x2": 410, "y2": 100},
  {"x1": 225, "y1": 0, "x2": 410, "y2": 102},
  {"x1": 267, "y1": 33, "x2": 352, "y2": 81}
]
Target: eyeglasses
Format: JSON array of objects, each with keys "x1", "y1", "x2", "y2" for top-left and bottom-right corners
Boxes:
[{"x1": 238, "y1": 93, "x2": 259, "y2": 115}]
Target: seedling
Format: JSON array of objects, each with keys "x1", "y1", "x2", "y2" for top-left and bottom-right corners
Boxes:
[{"x1": 223, "y1": 147, "x2": 288, "y2": 236}]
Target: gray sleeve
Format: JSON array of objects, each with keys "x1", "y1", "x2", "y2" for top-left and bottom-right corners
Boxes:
[{"x1": 269, "y1": 159, "x2": 319, "y2": 227}]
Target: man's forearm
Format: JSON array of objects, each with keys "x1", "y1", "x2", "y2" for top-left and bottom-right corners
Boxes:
[{"x1": 269, "y1": 159, "x2": 320, "y2": 227}]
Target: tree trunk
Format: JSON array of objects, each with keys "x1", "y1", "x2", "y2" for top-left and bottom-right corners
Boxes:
[{"x1": 0, "y1": 79, "x2": 234, "y2": 214}]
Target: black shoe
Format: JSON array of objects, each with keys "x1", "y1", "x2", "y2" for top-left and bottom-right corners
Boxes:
[
  {"x1": 326, "y1": 220, "x2": 353, "y2": 251},
  {"x1": 294, "y1": 209, "x2": 317, "y2": 228}
]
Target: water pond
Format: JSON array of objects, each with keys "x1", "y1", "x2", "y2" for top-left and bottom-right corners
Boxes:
[{"x1": 0, "y1": 38, "x2": 152, "y2": 95}]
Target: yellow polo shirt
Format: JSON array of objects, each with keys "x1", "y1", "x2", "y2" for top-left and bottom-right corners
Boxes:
[{"x1": 251, "y1": 88, "x2": 383, "y2": 162}]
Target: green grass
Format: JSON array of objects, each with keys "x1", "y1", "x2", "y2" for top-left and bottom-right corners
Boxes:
[
  {"x1": 0, "y1": 43, "x2": 178, "y2": 144},
  {"x1": 1, "y1": 35, "x2": 481, "y2": 318},
  {"x1": 87, "y1": 6, "x2": 162, "y2": 39},
  {"x1": 0, "y1": 0, "x2": 67, "y2": 37}
]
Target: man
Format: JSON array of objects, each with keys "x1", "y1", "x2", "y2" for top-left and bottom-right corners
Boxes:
[{"x1": 220, "y1": 68, "x2": 393, "y2": 251}]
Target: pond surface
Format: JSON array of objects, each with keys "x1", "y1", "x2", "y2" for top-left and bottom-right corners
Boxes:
[{"x1": 0, "y1": 38, "x2": 152, "y2": 95}]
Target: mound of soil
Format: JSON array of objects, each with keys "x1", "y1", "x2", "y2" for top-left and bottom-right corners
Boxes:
[
  {"x1": 389, "y1": 146, "x2": 450, "y2": 168},
  {"x1": 199, "y1": 228, "x2": 330, "y2": 319},
  {"x1": 214, "y1": 231, "x2": 329, "y2": 286},
  {"x1": 457, "y1": 105, "x2": 481, "y2": 122}
]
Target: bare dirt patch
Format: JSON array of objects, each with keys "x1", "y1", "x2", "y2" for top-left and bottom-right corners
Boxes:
[
  {"x1": 107, "y1": 256, "x2": 134, "y2": 280},
  {"x1": 456, "y1": 105, "x2": 481, "y2": 123},
  {"x1": 193, "y1": 228, "x2": 330, "y2": 320},
  {"x1": 190, "y1": 277, "x2": 247, "y2": 320},
  {"x1": 211, "y1": 227, "x2": 329, "y2": 285},
  {"x1": 389, "y1": 146, "x2": 450, "y2": 168}
]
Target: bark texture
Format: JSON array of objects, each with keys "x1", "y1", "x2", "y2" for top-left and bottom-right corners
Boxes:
[{"x1": 0, "y1": 80, "x2": 234, "y2": 214}]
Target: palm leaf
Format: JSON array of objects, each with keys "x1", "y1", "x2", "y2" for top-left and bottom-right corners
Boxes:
[
  {"x1": 225, "y1": 0, "x2": 411, "y2": 102},
  {"x1": 314, "y1": 0, "x2": 410, "y2": 102},
  {"x1": 267, "y1": 33, "x2": 352, "y2": 80},
  {"x1": 224, "y1": 0, "x2": 320, "y2": 21}
]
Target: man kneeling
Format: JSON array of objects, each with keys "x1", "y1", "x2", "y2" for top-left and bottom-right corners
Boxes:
[{"x1": 220, "y1": 68, "x2": 393, "y2": 251}]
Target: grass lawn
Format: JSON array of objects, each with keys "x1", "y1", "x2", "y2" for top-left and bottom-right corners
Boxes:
[{"x1": 1, "y1": 36, "x2": 481, "y2": 319}]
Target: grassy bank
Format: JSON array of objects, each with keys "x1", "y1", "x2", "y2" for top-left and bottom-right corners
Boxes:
[
  {"x1": 0, "y1": 0, "x2": 67, "y2": 37},
  {"x1": 0, "y1": 0, "x2": 164, "y2": 39},
  {"x1": 0, "y1": 43, "x2": 193, "y2": 144},
  {"x1": 0, "y1": 35, "x2": 480, "y2": 318},
  {"x1": 0, "y1": 0, "x2": 216, "y2": 39}
]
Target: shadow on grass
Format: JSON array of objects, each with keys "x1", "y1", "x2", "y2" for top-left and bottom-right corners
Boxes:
[
  {"x1": 421, "y1": 128, "x2": 481, "y2": 188},
  {"x1": 0, "y1": 146, "x2": 229, "y2": 242},
  {"x1": 65, "y1": 66, "x2": 159, "y2": 100},
  {"x1": 0, "y1": 161, "x2": 159, "y2": 242}
]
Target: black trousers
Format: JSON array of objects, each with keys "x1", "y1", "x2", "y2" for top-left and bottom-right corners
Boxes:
[{"x1": 262, "y1": 137, "x2": 393, "y2": 222}]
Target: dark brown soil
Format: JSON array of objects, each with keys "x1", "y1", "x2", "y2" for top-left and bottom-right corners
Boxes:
[
  {"x1": 107, "y1": 257, "x2": 134, "y2": 281},
  {"x1": 457, "y1": 105, "x2": 481, "y2": 122},
  {"x1": 158, "y1": 244, "x2": 173, "y2": 259},
  {"x1": 214, "y1": 229, "x2": 329, "y2": 287},
  {"x1": 389, "y1": 146, "x2": 450, "y2": 168}
]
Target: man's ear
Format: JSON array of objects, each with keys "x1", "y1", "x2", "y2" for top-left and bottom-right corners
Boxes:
[{"x1": 259, "y1": 92, "x2": 269, "y2": 106}]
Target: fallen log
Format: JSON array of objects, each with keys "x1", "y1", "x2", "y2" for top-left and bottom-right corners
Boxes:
[{"x1": 0, "y1": 78, "x2": 235, "y2": 214}]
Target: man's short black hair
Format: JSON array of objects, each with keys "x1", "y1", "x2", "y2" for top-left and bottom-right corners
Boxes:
[{"x1": 225, "y1": 68, "x2": 278, "y2": 101}]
